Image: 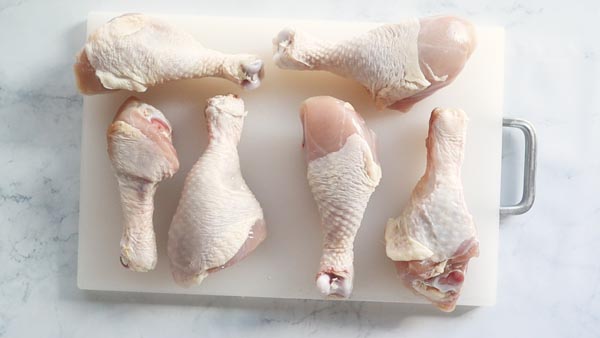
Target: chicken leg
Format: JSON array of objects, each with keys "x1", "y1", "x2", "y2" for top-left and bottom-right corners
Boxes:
[
  {"x1": 384, "y1": 107, "x2": 478, "y2": 312},
  {"x1": 274, "y1": 16, "x2": 476, "y2": 111},
  {"x1": 168, "y1": 94, "x2": 266, "y2": 287},
  {"x1": 75, "y1": 13, "x2": 264, "y2": 95},
  {"x1": 107, "y1": 97, "x2": 179, "y2": 272},
  {"x1": 301, "y1": 96, "x2": 381, "y2": 298}
]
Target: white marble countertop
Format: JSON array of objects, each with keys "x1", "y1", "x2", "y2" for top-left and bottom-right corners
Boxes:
[{"x1": 1, "y1": 0, "x2": 598, "y2": 337}]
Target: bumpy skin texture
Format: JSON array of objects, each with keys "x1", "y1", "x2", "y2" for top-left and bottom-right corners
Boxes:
[
  {"x1": 74, "y1": 13, "x2": 264, "y2": 95},
  {"x1": 273, "y1": 16, "x2": 476, "y2": 111},
  {"x1": 168, "y1": 95, "x2": 266, "y2": 287},
  {"x1": 301, "y1": 96, "x2": 381, "y2": 298},
  {"x1": 107, "y1": 97, "x2": 179, "y2": 272},
  {"x1": 384, "y1": 108, "x2": 478, "y2": 312}
]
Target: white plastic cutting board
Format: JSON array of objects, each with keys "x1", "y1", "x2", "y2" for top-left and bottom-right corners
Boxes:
[{"x1": 78, "y1": 12, "x2": 504, "y2": 307}]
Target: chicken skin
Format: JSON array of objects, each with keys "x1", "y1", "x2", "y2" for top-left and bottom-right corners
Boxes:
[{"x1": 107, "y1": 97, "x2": 179, "y2": 272}]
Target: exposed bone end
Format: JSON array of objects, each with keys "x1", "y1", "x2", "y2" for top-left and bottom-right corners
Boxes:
[
  {"x1": 316, "y1": 271, "x2": 353, "y2": 299},
  {"x1": 240, "y1": 58, "x2": 265, "y2": 90},
  {"x1": 272, "y1": 28, "x2": 312, "y2": 70},
  {"x1": 73, "y1": 49, "x2": 109, "y2": 95}
]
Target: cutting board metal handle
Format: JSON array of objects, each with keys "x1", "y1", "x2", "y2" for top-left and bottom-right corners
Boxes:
[{"x1": 500, "y1": 118, "x2": 537, "y2": 216}]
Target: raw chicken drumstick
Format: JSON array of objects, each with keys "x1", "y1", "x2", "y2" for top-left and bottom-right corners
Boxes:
[
  {"x1": 274, "y1": 16, "x2": 476, "y2": 111},
  {"x1": 168, "y1": 95, "x2": 266, "y2": 287},
  {"x1": 74, "y1": 13, "x2": 264, "y2": 95},
  {"x1": 385, "y1": 107, "x2": 478, "y2": 312},
  {"x1": 301, "y1": 96, "x2": 382, "y2": 298},
  {"x1": 107, "y1": 97, "x2": 179, "y2": 272}
]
